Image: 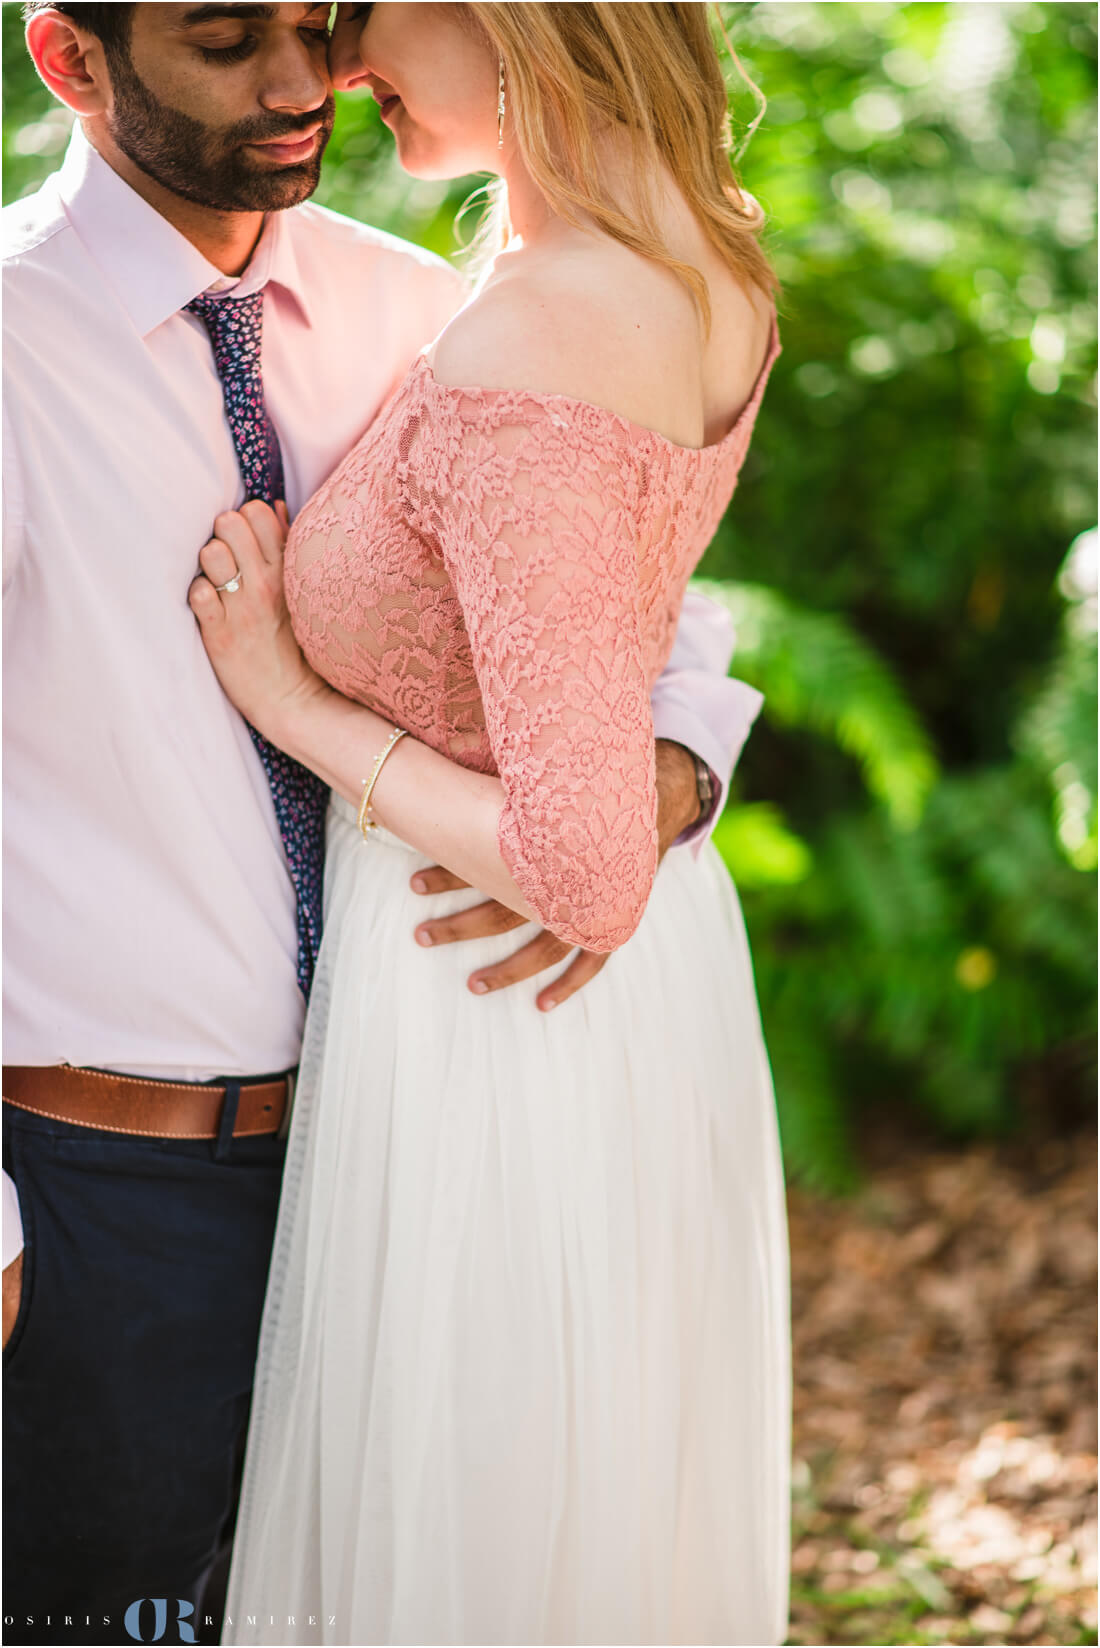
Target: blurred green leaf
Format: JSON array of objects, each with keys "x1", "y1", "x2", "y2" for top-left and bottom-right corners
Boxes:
[
  {"x1": 714, "y1": 802, "x2": 814, "y2": 887},
  {"x1": 694, "y1": 579, "x2": 939, "y2": 826}
]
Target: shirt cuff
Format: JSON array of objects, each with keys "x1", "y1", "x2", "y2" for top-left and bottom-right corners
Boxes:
[
  {"x1": 651, "y1": 672, "x2": 765, "y2": 858},
  {"x1": 3, "y1": 1169, "x2": 24, "y2": 1269}
]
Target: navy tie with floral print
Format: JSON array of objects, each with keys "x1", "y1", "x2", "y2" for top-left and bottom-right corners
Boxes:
[{"x1": 187, "y1": 288, "x2": 327, "y2": 1000}]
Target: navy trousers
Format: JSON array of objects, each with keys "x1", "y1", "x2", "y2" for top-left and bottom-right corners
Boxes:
[{"x1": 2, "y1": 1090, "x2": 287, "y2": 1646}]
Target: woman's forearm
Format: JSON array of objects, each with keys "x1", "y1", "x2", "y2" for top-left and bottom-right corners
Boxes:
[{"x1": 273, "y1": 679, "x2": 541, "y2": 923}]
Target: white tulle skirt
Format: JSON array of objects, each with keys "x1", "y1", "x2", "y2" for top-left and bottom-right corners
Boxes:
[{"x1": 223, "y1": 796, "x2": 791, "y2": 1647}]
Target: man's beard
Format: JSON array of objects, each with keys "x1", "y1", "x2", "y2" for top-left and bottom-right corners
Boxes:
[{"x1": 106, "y1": 52, "x2": 335, "y2": 213}]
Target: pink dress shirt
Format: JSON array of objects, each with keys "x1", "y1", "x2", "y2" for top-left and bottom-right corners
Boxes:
[{"x1": 1, "y1": 127, "x2": 763, "y2": 1264}]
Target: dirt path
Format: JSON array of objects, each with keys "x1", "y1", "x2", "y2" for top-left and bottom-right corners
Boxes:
[{"x1": 786, "y1": 1125, "x2": 1097, "y2": 1646}]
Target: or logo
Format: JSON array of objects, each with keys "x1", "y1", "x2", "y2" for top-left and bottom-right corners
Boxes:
[{"x1": 123, "y1": 1599, "x2": 197, "y2": 1644}]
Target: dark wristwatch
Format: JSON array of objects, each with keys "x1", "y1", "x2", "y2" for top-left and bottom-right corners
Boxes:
[{"x1": 690, "y1": 751, "x2": 716, "y2": 828}]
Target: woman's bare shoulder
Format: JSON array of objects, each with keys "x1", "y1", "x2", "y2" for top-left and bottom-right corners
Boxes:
[{"x1": 426, "y1": 240, "x2": 703, "y2": 436}]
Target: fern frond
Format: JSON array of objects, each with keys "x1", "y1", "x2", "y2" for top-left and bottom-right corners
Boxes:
[{"x1": 693, "y1": 578, "x2": 939, "y2": 827}]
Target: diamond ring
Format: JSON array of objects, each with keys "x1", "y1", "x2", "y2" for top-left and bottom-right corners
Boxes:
[{"x1": 214, "y1": 572, "x2": 243, "y2": 594}]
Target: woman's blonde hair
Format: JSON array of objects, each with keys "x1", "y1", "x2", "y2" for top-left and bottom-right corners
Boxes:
[{"x1": 465, "y1": 1, "x2": 777, "y2": 330}]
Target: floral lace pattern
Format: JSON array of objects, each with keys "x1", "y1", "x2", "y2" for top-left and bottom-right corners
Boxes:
[{"x1": 285, "y1": 312, "x2": 780, "y2": 951}]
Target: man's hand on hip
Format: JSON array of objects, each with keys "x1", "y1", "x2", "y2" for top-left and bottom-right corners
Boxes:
[
  {"x1": 408, "y1": 739, "x2": 703, "y2": 1010},
  {"x1": 3, "y1": 1251, "x2": 24, "y2": 1351}
]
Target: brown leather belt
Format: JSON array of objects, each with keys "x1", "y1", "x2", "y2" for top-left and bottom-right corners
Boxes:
[{"x1": 1, "y1": 1064, "x2": 294, "y2": 1140}]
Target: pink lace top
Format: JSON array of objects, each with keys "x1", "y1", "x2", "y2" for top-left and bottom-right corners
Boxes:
[{"x1": 285, "y1": 310, "x2": 781, "y2": 952}]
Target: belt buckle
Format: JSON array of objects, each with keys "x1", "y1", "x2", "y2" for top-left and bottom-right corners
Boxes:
[{"x1": 276, "y1": 1068, "x2": 297, "y2": 1141}]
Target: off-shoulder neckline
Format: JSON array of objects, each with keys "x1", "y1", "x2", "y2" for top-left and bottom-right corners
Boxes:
[{"x1": 412, "y1": 309, "x2": 780, "y2": 459}]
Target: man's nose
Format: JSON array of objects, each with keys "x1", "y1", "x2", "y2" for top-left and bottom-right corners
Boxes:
[{"x1": 259, "y1": 35, "x2": 333, "y2": 114}]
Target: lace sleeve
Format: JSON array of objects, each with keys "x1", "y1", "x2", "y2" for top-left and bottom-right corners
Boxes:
[{"x1": 403, "y1": 388, "x2": 660, "y2": 953}]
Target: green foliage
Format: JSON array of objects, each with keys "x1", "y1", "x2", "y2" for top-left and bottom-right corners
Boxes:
[
  {"x1": 2, "y1": 2, "x2": 1095, "y2": 1190},
  {"x1": 696, "y1": 578, "x2": 939, "y2": 826},
  {"x1": 1017, "y1": 533, "x2": 1099, "y2": 870},
  {"x1": 705, "y1": 2, "x2": 1098, "y2": 1183},
  {"x1": 714, "y1": 802, "x2": 813, "y2": 888}
]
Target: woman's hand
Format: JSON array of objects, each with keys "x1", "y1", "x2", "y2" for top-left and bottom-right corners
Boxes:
[{"x1": 188, "y1": 500, "x2": 329, "y2": 740}]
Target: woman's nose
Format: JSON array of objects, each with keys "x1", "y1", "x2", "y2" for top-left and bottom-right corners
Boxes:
[{"x1": 328, "y1": 29, "x2": 373, "y2": 94}]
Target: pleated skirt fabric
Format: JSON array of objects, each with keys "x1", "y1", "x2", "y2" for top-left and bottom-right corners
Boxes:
[{"x1": 223, "y1": 796, "x2": 791, "y2": 1646}]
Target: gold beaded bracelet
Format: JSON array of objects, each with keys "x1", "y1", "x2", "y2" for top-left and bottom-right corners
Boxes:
[{"x1": 356, "y1": 726, "x2": 409, "y2": 840}]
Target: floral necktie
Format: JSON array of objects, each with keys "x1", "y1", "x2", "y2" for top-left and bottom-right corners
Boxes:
[{"x1": 187, "y1": 288, "x2": 327, "y2": 1000}]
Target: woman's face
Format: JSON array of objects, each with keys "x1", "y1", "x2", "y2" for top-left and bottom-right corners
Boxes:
[{"x1": 329, "y1": 3, "x2": 501, "y2": 179}]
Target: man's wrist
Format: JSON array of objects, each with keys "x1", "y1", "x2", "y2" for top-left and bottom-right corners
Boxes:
[
  {"x1": 654, "y1": 738, "x2": 704, "y2": 853},
  {"x1": 656, "y1": 738, "x2": 723, "y2": 845}
]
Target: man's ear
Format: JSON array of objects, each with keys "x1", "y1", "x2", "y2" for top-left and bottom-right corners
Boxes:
[{"x1": 25, "y1": 8, "x2": 112, "y2": 117}]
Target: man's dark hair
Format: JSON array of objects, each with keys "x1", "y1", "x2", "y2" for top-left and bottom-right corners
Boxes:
[{"x1": 22, "y1": 3, "x2": 134, "y2": 64}]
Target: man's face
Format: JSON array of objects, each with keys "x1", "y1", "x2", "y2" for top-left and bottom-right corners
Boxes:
[{"x1": 104, "y1": 4, "x2": 337, "y2": 212}]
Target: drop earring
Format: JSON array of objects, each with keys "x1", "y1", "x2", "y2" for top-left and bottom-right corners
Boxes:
[{"x1": 497, "y1": 55, "x2": 506, "y2": 149}]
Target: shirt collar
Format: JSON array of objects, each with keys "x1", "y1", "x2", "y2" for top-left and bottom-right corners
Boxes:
[
  {"x1": 216, "y1": 204, "x2": 313, "y2": 328},
  {"x1": 57, "y1": 124, "x2": 313, "y2": 338}
]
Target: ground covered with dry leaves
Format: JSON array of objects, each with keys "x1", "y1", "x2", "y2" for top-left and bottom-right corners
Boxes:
[{"x1": 785, "y1": 1119, "x2": 1097, "y2": 1646}]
